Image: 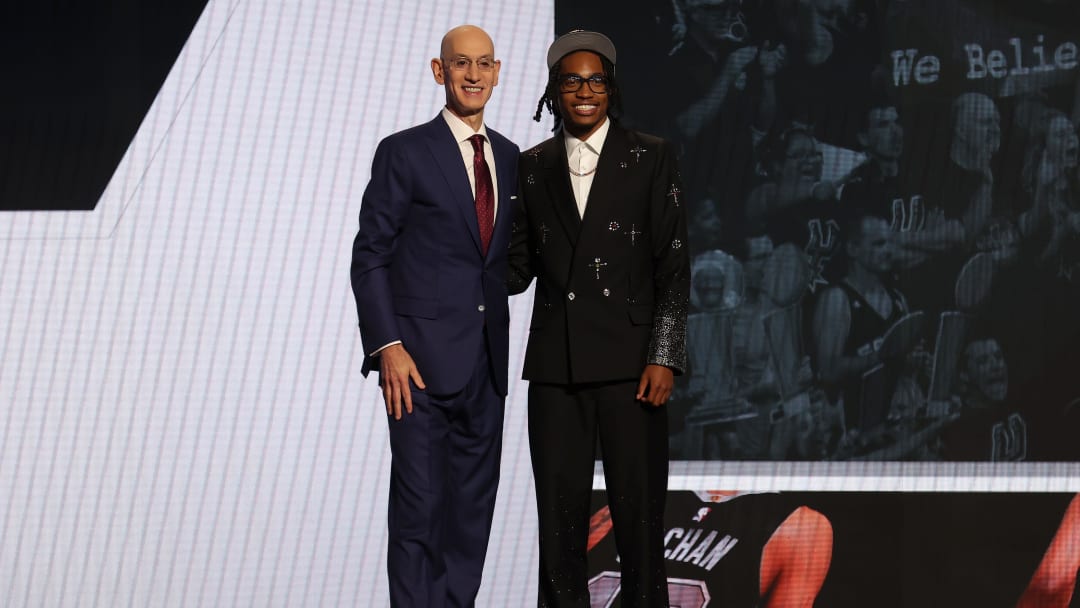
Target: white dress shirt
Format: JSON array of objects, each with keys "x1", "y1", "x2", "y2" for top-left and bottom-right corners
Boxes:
[
  {"x1": 563, "y1": 117, "x2": 611, "y2": 218},
  {"x1": 441, "y1": 107, "x2": 499, "y2": 219}
]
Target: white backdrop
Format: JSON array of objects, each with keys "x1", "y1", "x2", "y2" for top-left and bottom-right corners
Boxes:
[
  {"x1": 4, "y1": 1, "x2": 1079, "y2": 606},
  {"x1": 0, "y1": 1, "x2": 550, "y2": 605}
]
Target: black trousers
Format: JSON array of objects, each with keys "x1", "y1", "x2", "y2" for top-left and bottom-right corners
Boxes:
[{"x1": 529, "y1": 380, "x2": 669, "y2": 607}]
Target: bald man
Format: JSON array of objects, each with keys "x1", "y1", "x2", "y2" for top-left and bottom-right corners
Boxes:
[{"x1": 351, "y1": 25, "x2": 519, "y2": 605}]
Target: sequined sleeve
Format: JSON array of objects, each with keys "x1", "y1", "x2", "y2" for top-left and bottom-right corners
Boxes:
[{"x1": 646, "y1": 139, "x2": 690, "y2": 373}]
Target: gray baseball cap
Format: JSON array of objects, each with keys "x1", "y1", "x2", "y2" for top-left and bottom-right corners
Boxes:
[{"x1": 546, "y1": 30, "x2": 617, "y2": 69}]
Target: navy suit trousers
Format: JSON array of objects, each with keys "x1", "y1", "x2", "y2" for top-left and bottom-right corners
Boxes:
[{"x1": 386, "y1": 344, "x2": 504, "y2": 607}]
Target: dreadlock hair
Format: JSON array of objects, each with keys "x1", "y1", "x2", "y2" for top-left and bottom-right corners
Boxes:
[{"x1": 532, "y1": 53, "x2": 623, "y2": 132}]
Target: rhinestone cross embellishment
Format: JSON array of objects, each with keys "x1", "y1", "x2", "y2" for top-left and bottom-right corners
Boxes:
[{"x1": 588, "y1": 257, "x2": 608, "y2": 280}]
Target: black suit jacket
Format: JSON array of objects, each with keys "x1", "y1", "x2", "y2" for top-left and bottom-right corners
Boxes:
[{"x1": 508, "y1": 123, "x2": 689, "y2": 384}]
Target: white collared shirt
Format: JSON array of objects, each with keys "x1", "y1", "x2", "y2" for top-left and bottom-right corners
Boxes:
[
  {"x1": 442, "y1": 107, "x2": 499, "y2": 219},
  {"x1": 563, "y1": 117, "x2": 611, "y2": 218}
]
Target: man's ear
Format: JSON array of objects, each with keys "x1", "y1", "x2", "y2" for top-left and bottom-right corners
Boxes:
[
  {"x1": 431, "y1": 58, "x2": 445, "y2": 85},
  {"x1": 856, "y1": 131, "x2": 868, "y2": 150}
]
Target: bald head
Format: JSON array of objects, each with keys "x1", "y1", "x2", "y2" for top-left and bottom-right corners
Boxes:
[
  {"x1": 441, "y1": 25, "x2": 495, "y2": 58},
  {"x1": 950, "y1": 92, "x2": 1000, "y2": 167},
  {"x1": 432, "y1": 25, "x2": 501, "y2": 130}
]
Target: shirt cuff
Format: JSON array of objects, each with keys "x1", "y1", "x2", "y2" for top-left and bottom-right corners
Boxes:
[{"x1": 370, "y1": 340, "x2": 402, "y2": 357}]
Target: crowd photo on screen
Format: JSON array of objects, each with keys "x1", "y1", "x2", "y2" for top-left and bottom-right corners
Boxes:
[{"x1": 557, "y1": 0, "x2": 1080, "y2": 461}]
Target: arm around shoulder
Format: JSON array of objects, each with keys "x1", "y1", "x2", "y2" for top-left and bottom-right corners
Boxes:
[{"x1": 507, "y1": 153, "x2": 536, "y2": 295}]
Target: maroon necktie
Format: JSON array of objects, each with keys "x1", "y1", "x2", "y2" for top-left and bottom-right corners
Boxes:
[{"x1": 468, "y1": 134, "x2": 494, "y2": 255}]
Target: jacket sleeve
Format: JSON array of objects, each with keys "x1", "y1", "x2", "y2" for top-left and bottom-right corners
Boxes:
[
  {"x1": 647, "y1": 139, "x2": 690, "y2": 373},
  {"x1": 506, "y1": 153, "x2": 536, "y2": 296},
  {"x1": 350, "y1": 136, "x2": 410, "y2": 358}
]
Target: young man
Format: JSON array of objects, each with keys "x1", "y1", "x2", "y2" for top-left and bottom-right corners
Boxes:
[
  {"x1": 508, "y1": 30, "x2": 690, "y2": 606},
  {"x1": 350, "y1": 25, "x2": 518, "y2": 606},
  {"x1": 903, "y1": 92, "x2": 1002, "y2": 315},
  {"x1": 839, "y1": 101, "x2": 964, "y2": 271},
  {"x1": 940, "y1": 336, "x2": 1027, "y2": 462},
  {"x1": 812, "y1": 214, "x2": 909, "y2": 434}
]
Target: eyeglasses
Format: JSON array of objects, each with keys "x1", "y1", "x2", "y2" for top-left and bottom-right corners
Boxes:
[
  {"x1": 443, "y1": 56, "x2": 497, "y2": 72},
  {"x1": 558, "y1": 74, "x2": 610, "y2": 94}
]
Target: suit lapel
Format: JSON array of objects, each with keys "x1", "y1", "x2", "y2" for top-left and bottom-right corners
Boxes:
[
  {"x1": 541, "y1": 136, "x2": 583, "y2": 246},
  {"x1": 579, "y1": 124, "x2": 628, "y2": 228},
  {"x1": 425, "y1": 116, "x2": 483, "y2": 256},
  {"x1": 542, "y1": 123, "x2": 632, "y2": 245}
]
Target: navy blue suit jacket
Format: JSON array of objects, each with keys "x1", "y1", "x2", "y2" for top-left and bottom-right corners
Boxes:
[{"x1": 351, "y1": 115, "x2": 518, "y2": 396}]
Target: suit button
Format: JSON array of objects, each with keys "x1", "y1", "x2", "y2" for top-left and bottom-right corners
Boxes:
[
  {"x1": 567, "y1": 292, "x2": 576, "y2": 301},
  {"x1": 603, "y1": 289, "x2": 610, "y2": 297},
  {"x1": 478, "y1": 305, "x2": 486, "y2": 312}
]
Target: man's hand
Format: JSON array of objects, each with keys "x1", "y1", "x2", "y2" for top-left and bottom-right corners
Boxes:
[
  {"x1": 636, "y1": 364, "x2": 674, "y2": 407},
  {"x1": 379, "y1": 343, "x2": 426, "y2": 420}
]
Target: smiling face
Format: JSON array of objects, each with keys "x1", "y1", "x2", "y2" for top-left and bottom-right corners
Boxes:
[
  {"x1": 431, "y1": 26, "x2": 500, "y2": 129},
  {"x1": 778, "y1": 131, "x2": 823, "y2": 187},
  {"x1": 693, "y1": 265, "x2": 728, "y2": 310},
  {"x1": 556, "y1": 51, "x2": 609, "y2": 141}
]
